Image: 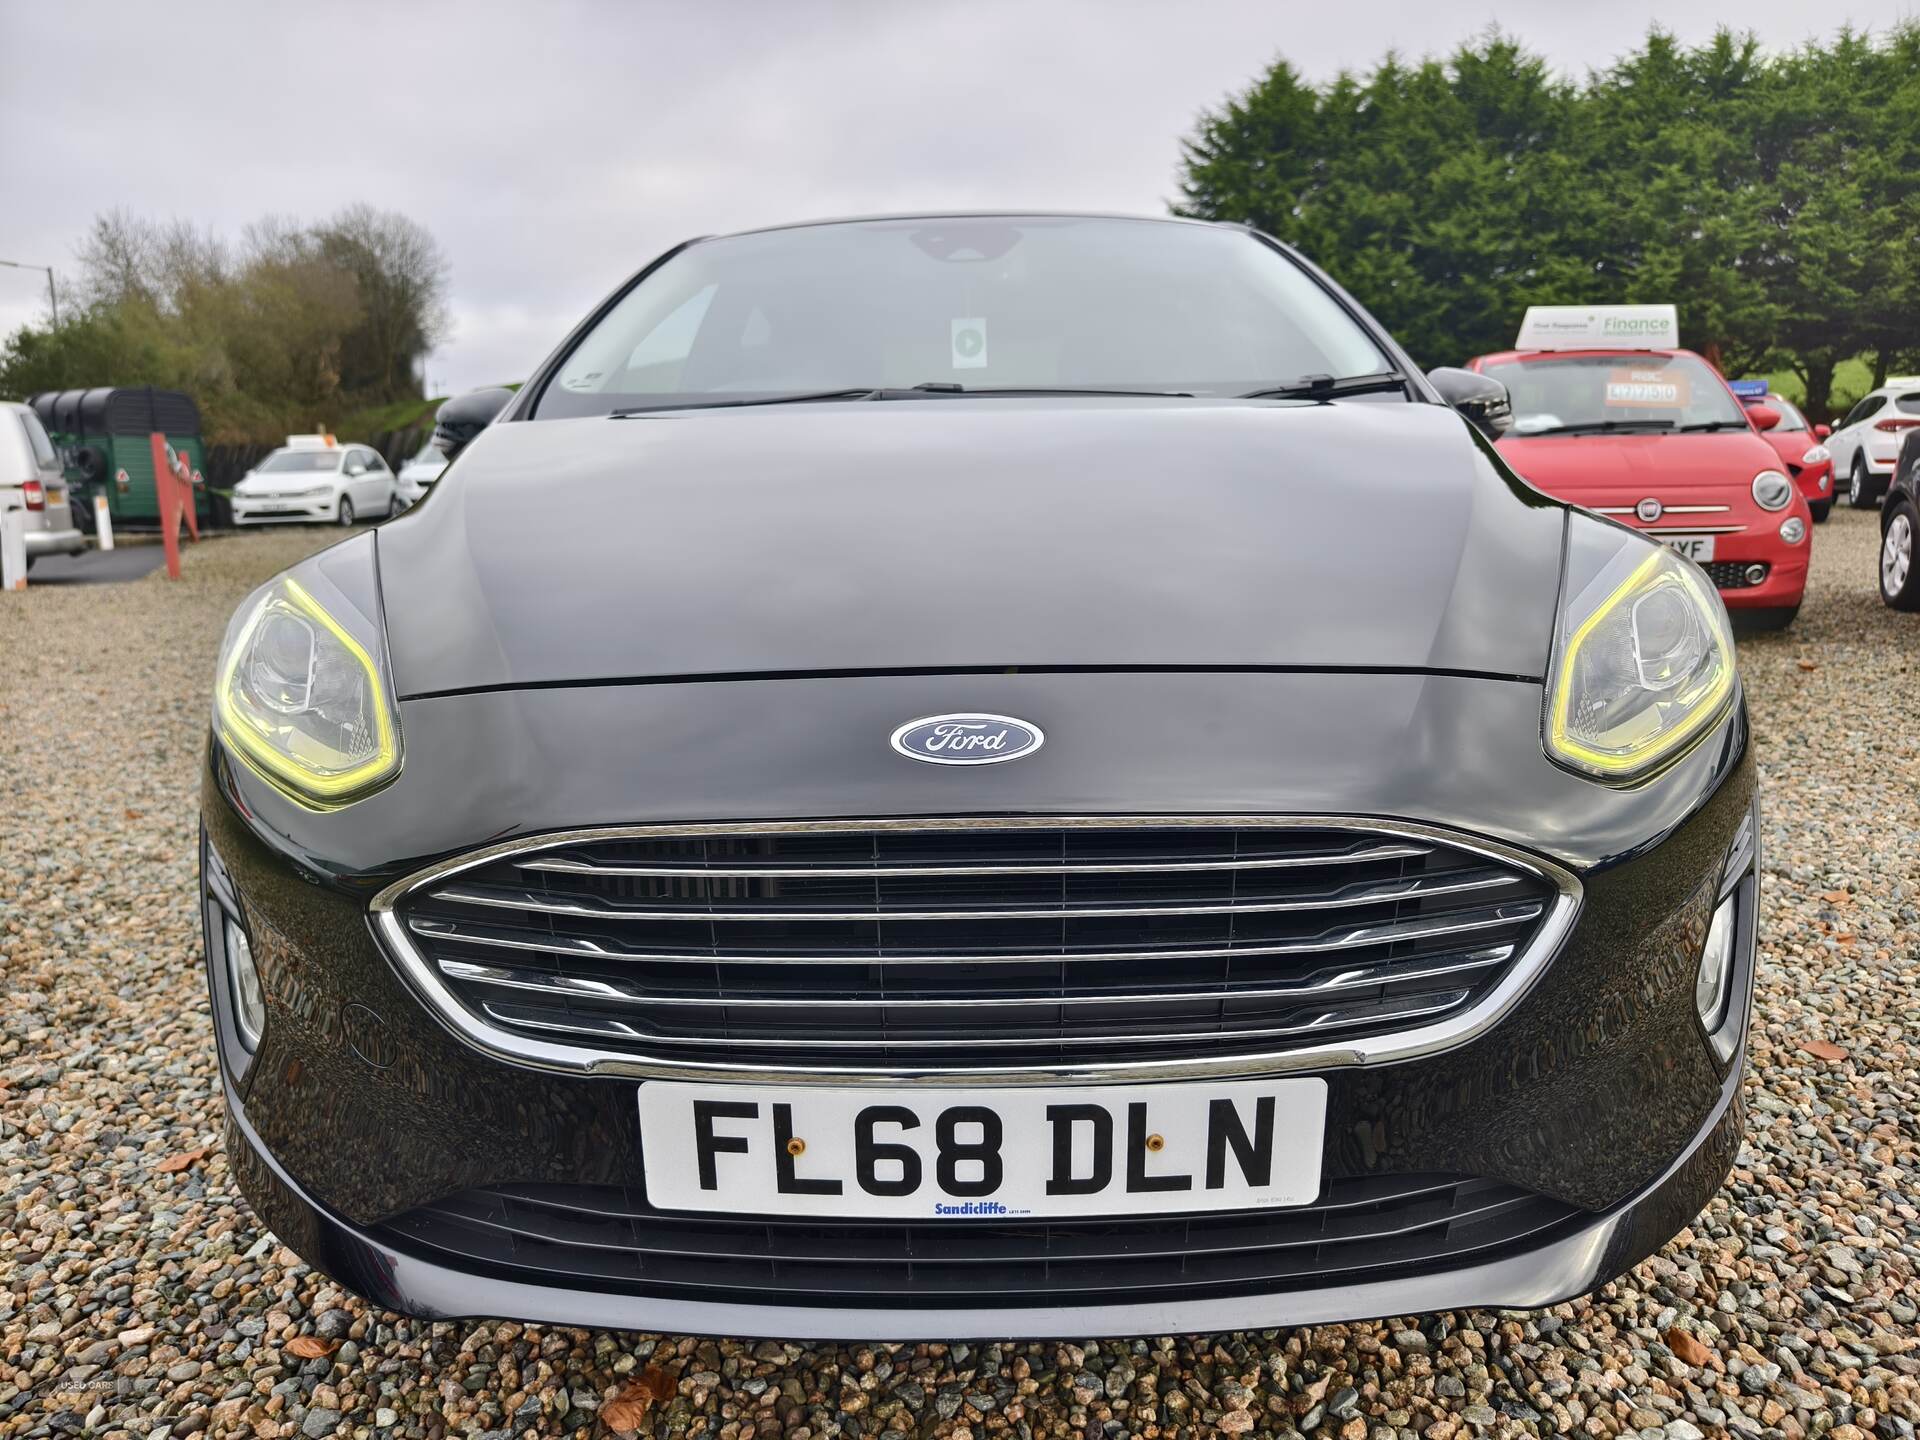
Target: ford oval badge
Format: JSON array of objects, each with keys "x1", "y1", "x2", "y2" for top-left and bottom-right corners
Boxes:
[{"x1": 890, "y1": 713, "x2": 1045, "y2": 766}]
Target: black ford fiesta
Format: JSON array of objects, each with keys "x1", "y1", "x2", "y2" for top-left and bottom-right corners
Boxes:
[{"x1": 201, "y1": 213, "x2": 1756, "y2": 1339}]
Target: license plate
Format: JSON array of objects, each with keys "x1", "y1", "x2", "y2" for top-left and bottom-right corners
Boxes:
[
  {"x1": 638, "y1": 1078, "x2": 1328, "y2": 1219},
  {"x1": 1655, "y1": 534, "x2": 1715, "y2": 561}
]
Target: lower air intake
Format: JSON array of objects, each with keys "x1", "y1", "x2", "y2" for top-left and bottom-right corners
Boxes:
[{"x1": 375, "y1": 1172, "x2": 1583, "y2": 1310}]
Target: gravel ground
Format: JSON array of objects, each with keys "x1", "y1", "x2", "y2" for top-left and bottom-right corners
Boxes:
[{"x1": 1, "y1": 514, "x2": 1915, "y2": 1440}]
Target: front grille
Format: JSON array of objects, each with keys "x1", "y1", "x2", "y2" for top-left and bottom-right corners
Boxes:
[
  {"x1": 1705, "y1": 560, "x2": 1768, "y2": 589},
  {"x1": 388, "y1": 820, "x2": 1562, "y2": 1071},
  {"x1": 375, "y1": 1173, "x2": 1583, "y2": 1310}
]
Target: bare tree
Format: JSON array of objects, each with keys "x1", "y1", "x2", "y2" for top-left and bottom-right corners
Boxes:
[
  {"x1": 152, "y1": 219, "x2": 229, "y2": 299},
  {"x1": 313, "y1": 204, "x2": 450, "y2": 399},
  {"x1": 75, "y1": 209, "x2": 158, "y2": 309}
]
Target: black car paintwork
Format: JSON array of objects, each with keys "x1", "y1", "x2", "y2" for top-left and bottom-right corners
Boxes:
[
  {"x1": 204, "y1": 730, "x2": 1750, "y2": 1229},
  {"x1": 203, "y1": 653, "x2": 1753, "y2": 1229},
  {"x1": 374, "y1": 402, "x2": 1564, "y2": 697},
  {"x1": 201, "y1": 215, "x2": 1758, "y2": 1331},
  {"x1": 216, "y1": 663, "x2": 1738, "y2": 885}
]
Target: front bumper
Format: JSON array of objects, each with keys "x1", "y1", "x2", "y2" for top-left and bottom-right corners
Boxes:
[
  {"x1": 219, "y1": 1042, "x2": 1746, "y2": 1339},
  {"x1": 233, "y1": 496, "x2": 335, "y2": 524},
  {"x1": 1624, "y1": 527, "x2": 1808, "y2": 611},
  {"x1": 203, "y1": 670, "x2": 1757, "y2": 1336},
  {"x1": 1793, "y1": 461, "x2": 1832, "y2": 503},
  {"x1": 1712, "y1": 549, "x2": 1808, "y2": 611}
]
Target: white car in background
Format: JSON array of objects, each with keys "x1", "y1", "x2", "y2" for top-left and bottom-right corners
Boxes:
[
  {"x1": 1829, "y1": 378, "x2": 1920, "y2": 508},
  {"x1": 394, "y1": 439, "x2": 447, "y2": 509},
  {"x1": 231, "y1": 437, "x2": 397, "y2": 526}
]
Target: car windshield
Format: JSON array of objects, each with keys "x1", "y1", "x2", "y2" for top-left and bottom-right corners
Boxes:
[
  {"x1": 257, "y1": 451, "x2": 341, "y2": 473},
  {"x1": 536, "y1": 216, "x2": 1391, "y2": 417},
  {"x1": 1484, "y1": 353, "x2": 1747, "y2": 434}
]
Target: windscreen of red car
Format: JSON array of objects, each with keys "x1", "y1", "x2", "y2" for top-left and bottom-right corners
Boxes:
[
  {"x1": 1483, "y1": 353, "x2": 1748, "y2": 436},
  {"x1": 1745, "y1": 396, "x2": 1809, "y2": 431}
]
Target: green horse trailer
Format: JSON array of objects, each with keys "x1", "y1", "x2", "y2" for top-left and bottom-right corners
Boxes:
[{"x1": 28, "y1": 388, "x2": 211, "y2": 531}]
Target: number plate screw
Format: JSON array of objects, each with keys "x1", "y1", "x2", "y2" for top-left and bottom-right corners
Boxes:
[
  {"x1": 1145, "y1": 1133, "x2": 1166, "y2": 1153},
  {"x1": 786, "y1": 1136, "x2": 807, "y2": 1157}
]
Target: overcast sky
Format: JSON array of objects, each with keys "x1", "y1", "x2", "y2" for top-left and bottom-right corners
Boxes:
[{"x1": 0, "y1": 0, "x2": 1903, "y2": 395}]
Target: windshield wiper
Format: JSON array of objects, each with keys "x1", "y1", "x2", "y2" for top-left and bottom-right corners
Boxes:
[
  {"x1": 611, "y1": 389, "x2": 889, "y2": 415},
  {"x1": 1239, "y1": 371, "x2": 1408, "y2": 400},
  {"x1": 610, "y1": 383, "x2": 1193, "y2": 415},
  {"x1": 901, "y1": 383, "x2": 1194, "y2": 398},
  {"x1": 1520, "y1": 419, "x2": 1678, "y2": 436},
  {"x1": 1675, "y1": 419, "x2": 1751, "y2": 432}
]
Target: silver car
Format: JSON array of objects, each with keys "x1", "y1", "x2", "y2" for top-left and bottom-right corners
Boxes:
[
  {"x1": 2, "y1": 401, "x2": 86, "y2": 566},
  {"x1": 394, "y1": 438, "x2": 447, "y2": 510}
]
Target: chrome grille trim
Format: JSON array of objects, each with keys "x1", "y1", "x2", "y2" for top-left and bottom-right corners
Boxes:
[
  {"x1": 514, "y1": 839, "x2": 1431, "y2": 879},
  {"x1": 407, "y1": 904, "x2": 1543, "y2": 966},
  {"x1": 1590, "y1": 503, "x2": 1731, "y2": 515},
  {"x1": 430, "y1": 868, "x2": 1522, "y2": 924},
  {"x1": 480, "y1": 992, "x2": 1472, "y2": 1049},
  {"x1": 434, "y1": 942, "x2": 1516, "y2": 1009},
  {"x1": 1616, "y1": 524, "x2": 1747, "y2": 535},
  {"x1": 371, "y1": 816, "x2": 1582, "y2": 1084}
]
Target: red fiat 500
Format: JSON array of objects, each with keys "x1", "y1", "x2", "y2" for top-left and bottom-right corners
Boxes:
[{"x1": 1468, "y1": 324, "x2": 1811, "y2": 629}]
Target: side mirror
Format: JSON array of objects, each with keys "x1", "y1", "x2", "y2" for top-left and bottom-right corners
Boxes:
[
  {"x1": 1747, "y1": 404, "x2": 1781, "y2": 431},
  {"x1": 1427, "y1": 367, "x2": 1512, "y2": 439},
  {"x1": 433, "y1": 387, "x2": 515, "y2": 462},
  {"x1": 1814, "y1": 423, "x2": 1831, "y2": 439}
]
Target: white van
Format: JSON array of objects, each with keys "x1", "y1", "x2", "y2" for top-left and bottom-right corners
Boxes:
[{"x1": 1, "y1": 401, "x2": 87, "y2": 566}]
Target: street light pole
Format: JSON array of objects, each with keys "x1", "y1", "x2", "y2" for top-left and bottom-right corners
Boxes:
[{"x1": 0, "y1": 259, "x2": 59, "y2": 327}]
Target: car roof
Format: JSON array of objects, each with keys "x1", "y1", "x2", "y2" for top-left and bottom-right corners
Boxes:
[{"x1": 704, "y1": 210, "x2": 1226, "y2": 242}]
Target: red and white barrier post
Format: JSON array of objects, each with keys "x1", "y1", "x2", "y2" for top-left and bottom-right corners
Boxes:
[{"x1": 151, "y1": 432, "x2": 200, "y2": 581}]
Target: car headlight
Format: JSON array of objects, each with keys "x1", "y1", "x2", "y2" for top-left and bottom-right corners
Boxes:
[
  {"x1": 1751, "y1": 470, "x2": 1793, "y2": 511},
  {"x1": 1779, "y1": 516, "x2": 1806, "y2": 544},
  {"x1": 214, "y1": 563, "x2": 400, "y2": 806},
  {"x1": 1546, "y1": 537, "x2": 1736, "y2": 781},
  {"x1": 1800, "y1": 444, "x2": 1830, "y2": 465}
]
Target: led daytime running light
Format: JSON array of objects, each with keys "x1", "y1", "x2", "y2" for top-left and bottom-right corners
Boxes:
[
  {"x1": 216, "y1": 577, "x2": 399, "y2": 804},
  {"x1": 1547, "y1": 549, "x2": 1736, "y2": 778}
]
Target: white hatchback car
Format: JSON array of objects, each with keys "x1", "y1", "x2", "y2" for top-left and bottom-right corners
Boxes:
[
  {"x1": 394, "y1": 439, "x2": 447, "y2": 510},
  {"x1": 231, "y1": 440, "x2": 397, "y2": 526},
  {"x1": 1829, "y1": 378, "x2": 1920, "y2": 508}
]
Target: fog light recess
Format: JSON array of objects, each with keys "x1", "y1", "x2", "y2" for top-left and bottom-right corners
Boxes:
[
  {"x1": 1694, "y1": 894, "x2": 1737, "y2": 1038},
  {"x1": 1743, "y1": 563, "x2": 1767, "y2": 586},
  {"x1": 225, "y1": 918, "x2": 266, "y2": 1050}
]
